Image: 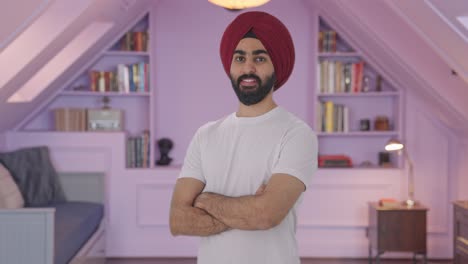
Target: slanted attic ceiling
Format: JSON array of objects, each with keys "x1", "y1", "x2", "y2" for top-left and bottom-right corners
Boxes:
[
  {"x1": 0, "y1": 0, "x2": 153, "y2": 132},
  {"x1": 308, "y1": 0, "x2": 468, "y2": 135},
  {"x1": 0, "y1": 0, "x2": 467, "y2": 135}
]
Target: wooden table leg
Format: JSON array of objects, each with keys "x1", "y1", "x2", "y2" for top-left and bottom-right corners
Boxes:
[{"x1": 376, "y1": 251, "x2": 383, "y2": 264}]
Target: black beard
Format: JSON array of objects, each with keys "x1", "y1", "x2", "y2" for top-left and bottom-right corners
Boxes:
[{"x1": 230, "y1": 73, "x2": 276, "y2": 106}]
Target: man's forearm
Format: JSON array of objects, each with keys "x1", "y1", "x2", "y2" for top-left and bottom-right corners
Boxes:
[
  {"x1": 194, "y1": 193, "x2": 274, "y2": 230},
  {"x1": 170, "y1": 205, "x2": 230, "y2": 236}
]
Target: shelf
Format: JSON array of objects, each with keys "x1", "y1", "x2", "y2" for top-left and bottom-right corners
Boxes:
[
  {"x1": 318, "y1": 52, "x2": 360, "y2": 57},
  {"x1": 15, "y1": 130, "x2": 126, "y2": 134},
  {"x1": 318, "y1": 166, "x2": 399, "y2": 170},
  {"x1": 60, "y1": 91, "x2": 150, "y2": 97},
  {"x1": 103, "y1": 51, "x2": 149, "y2": 56},
  {"x1": 121, "y1": 165, "x2": 182, "y2": 182},
  {"x1": 317, "y1": 92, "x2": 399, "y2": 97},
  {"x1": 124, "y1": 164, "x2": 182, "y2": 172},
  {"x1": 317, "y1": 131, "x2": 399, "y2": 137}
]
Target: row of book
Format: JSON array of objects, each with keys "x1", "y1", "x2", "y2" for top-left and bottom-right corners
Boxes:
[
  {"x1": 317, "y1": 60, "x2": 365, "y2": 94},
  {"x1": 89, "y1": 62, "x2": 149, "y2": 93},
  {"x1": 118, "y1": 31, "x2": 149, "y2": 52},
  {"x1": 316, "y1": 101, "x2": 349, "y2": 133},
  {"x1": 318, "y1": 30, "x2": 337, "y2": 52},
  {"x1": 53, "y1": 108, "x2": 87, "y2": 131},
  {"x1": 126, "y1": 130, "x2": 150, "y2": 168}
]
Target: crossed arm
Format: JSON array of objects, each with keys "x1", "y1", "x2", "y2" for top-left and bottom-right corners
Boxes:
[
  {"x1": 169, "y1": 178, "x2": 229, "y2": 236},
  {"x1": 169, "y1": 173, "x2": 305, "y2": 236}
]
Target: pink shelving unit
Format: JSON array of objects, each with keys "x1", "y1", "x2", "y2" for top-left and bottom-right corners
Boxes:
[{"x1": 315, "y1": 17, "x2": 403, "y2": 168}]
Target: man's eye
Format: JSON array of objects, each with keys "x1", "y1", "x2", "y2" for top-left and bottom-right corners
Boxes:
[
  {"x1": 235, "y1": 56, "x2": 245, "y2": 62},
  {"x1": 255, "y1": 57, "x2": 266, "y2": 63}
]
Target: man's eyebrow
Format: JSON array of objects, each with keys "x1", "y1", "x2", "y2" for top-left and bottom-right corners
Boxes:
[
  {"x1": 234, "y1": 50, "x2": 246, "y2": 55},
  {"x1": 252, "y1": 49, "x2": 268, "y2": 55},
  {"x1": 233, "y1": 49, "x2": 269, "y2": 56}
]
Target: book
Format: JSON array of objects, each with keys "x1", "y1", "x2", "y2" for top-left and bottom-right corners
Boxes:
[{"x1": 378, "y1": 198, "x2": 401, "y2": 208}]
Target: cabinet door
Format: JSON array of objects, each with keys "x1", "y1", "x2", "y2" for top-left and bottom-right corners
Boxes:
[
  {"x1": 379, "y1": 210, "x2": 426, "y2": 252},
  {"x1": 107, "y1": 169, "x2": 199, "y2": 257}
]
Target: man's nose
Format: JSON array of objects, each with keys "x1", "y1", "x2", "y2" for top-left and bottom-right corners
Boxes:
[{"x1": 243, "y1": 60, "x2": 256, "y2": 74}]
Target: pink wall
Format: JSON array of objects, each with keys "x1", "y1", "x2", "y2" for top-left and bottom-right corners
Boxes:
[
  {"x1": 2, "y1": 0, "x2": 467, "y2": 258},
  {"x1": 0, "y1": 133, "x2": 5, "y2": 151},
  {"x1": 152, "y1": 0, "x2": 314, "y2": 164}
]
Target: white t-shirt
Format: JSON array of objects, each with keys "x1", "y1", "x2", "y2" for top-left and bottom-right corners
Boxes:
[{"x1": 179, "y1": 106, "x2": 318, "y2": 264}]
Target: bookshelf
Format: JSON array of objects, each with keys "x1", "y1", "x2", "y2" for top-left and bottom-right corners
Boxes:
[
  {"x1": 20, "y1": 12, "x2": 153, "y2": 169},
  {"x1": 315, "y1": 17, "x2": 402, "y2": 169}
]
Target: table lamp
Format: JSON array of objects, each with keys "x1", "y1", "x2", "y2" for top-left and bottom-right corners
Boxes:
[{"x1": 385, "y1": 138, "x2": 415, "y2": 207}]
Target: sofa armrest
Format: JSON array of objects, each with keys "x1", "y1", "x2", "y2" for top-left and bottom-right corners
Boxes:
[{"x1": 0, "y1": 208, "x2": 55, "y2": 264}]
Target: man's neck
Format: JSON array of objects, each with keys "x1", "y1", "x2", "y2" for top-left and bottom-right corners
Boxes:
[{"x1": 236, "y1": 94, "x2": 277, "y2": 118}]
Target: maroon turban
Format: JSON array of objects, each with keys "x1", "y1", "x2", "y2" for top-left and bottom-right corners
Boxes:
[{"x1": 220, "y1": 11, "x2": 295, "y2": 91}]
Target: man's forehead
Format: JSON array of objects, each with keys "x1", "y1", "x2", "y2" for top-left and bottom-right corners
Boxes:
[{"x1": 234, "y1": 38, "x2": 267, "y2": 51}]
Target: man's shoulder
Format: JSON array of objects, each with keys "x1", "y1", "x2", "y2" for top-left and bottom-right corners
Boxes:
[
  {"x1": 278, "y1": 108, "x2": 314, "y2": 133},
  {"x1": 196, "y1": 113, "x2": 233, "y2": 135}
]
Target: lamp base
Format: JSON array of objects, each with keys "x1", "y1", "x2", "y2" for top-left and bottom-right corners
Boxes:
[{"x1": 405, "y1": 199, "x2": 415, "y2": 208}]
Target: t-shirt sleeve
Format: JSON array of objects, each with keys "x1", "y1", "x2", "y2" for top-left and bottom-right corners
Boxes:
[
  {"x1": 271, "y1": 124, "x2": 318, "y2": 190},
  {"x1": 178, "y1": 127, "x2": 205, "y2": 183}
]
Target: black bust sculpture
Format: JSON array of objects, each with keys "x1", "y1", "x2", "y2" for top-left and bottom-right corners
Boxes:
[{"x1": 156, "y1": 138, "x2": 173, "y2": 166}]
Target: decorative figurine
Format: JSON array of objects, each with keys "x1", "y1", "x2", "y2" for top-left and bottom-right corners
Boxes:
[{"x1": 156, "y1": 138, "x2": 173, "y2": 166}]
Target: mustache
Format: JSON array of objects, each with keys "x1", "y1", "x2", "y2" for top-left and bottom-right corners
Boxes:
[{"x1": 237, "y1": 74, "x2": 261, "y2": 86}]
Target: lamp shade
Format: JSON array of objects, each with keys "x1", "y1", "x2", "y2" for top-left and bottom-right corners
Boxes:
[
  {"x1": 208, "y1": 0, "x2": 270, "y2": 10},
  {"x1": 385, "y1": 138, "x2": 404, "y2": 152}
]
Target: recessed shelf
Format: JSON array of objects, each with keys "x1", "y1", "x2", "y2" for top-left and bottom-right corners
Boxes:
[
  {"x1": 317, "y1": 92, "x2": 399, "y2": 97},
  {"x1": 103, "y1": 51, "x2": 149, "y2": 56},
  {"x1": 318, "y1": 166, "x2": 399, "y2": 170},
  {"x1": 124, "y1": 165, "x2": 182, "y2": 172},
  {"x1": 317, "y1": 131, "x2": 399, "y2": 137},
  {"x1": 318, "y1": 52, "x2": 360, "y2": 57},
  {"x1": 60, "y1": 91, "x2": 150, "y2": 97}
]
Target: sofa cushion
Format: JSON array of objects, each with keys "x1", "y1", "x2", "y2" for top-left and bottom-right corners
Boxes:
[
  {"x1": 0, "y1": 162, "x2": 24, "y2": 208},
  {"x1": 0, "y1": 146, "x2": 67, "y2": 206},
  {"x1": 52, "y1": 201, "x2": 104, "y2": 264}
]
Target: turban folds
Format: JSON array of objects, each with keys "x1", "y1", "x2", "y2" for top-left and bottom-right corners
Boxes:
[{"x1": 220, "y1": 11, "x2": 295, "y2": 91}]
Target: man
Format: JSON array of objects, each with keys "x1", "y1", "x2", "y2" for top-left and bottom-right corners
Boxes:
[{"x1": 169, "y1": 11, "x2": 317, "y2": 264}]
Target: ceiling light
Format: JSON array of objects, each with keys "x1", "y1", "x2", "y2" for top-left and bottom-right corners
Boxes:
[{"x1": 208, "y1": 0, "x2": 270, "y2": 10}]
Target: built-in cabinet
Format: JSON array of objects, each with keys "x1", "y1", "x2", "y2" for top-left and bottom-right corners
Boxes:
[
  {"x1": 19, "y1": 12, "x2": 154, "y2": 169},
  {"x1": 315, "y1": 18, "x2": 402, "y2": 168}
]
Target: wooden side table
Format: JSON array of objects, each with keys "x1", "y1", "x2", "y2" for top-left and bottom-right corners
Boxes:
[
  {"x1": 367, "y1": 202, "x2": 428, "y2": 264},
  {"x1": 453, "y1": 201, "x2": 468, "y2": 264}
]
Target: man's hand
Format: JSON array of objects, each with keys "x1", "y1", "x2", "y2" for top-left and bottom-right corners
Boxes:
[{"x1": 169, "y1": 178, "x2": 230, "y2": 236}]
